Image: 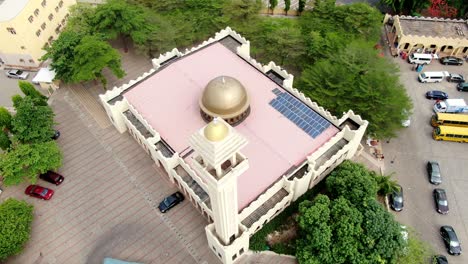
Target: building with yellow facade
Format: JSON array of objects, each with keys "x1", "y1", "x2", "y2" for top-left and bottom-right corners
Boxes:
[{"x1": 0, "y1": 0, "x2": 76, "y2": 69}]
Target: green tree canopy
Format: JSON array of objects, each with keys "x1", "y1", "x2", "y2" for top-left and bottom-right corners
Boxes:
[
  {"x1": 65, "y1": 3, "x2": 96, "y2": 34},
  {"x1": 11, "y1": 96, "x2": 55, "y2": 144},
  {"x1": 0, "y1": 141, "x2": 62, "y2": 186},
  {"x1": 41, "y1": 31, "x2": 83, "y2": 83},
  {"x1": 299, "y1": 40, "x2": 412, "y2": 138},
  {"x1": 0, "y1": 107, "x2": 12, "y2": 130},
  {"x1": 18, "y1": 81, "x2": 48, "y2": 106},
  {"x1": 92, "y1": 0, "x2": 152, "y2": 48},
  {"x1": 375, "y1": 173, "x2": 400, "y2": 196},
  {"x1": 296, "y1": 162, "x2": 405, "y2": 264},
  {"x1": 71, "y1": 35, "x2": 125, "y2": 87},
  {"x1": 0, "y1": 132, "x2": 10, "y2": 151},
  {"x1": 0, "y1": 199, "x2": 34, "y2": 261},
  {"x1": 325, "y1": 160, "x2": 378, "y2": 204}
]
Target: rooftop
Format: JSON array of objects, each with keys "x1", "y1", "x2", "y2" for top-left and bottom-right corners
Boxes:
[
  {"x1": 0, "y1": 0, "x2": 29, "y2": 22},
  {"x1": 124, "y1": 42, "x2": 339, "y2": 211},
  {"x1": 398, "y1": 16, "x2": 468, "y2": 39}
]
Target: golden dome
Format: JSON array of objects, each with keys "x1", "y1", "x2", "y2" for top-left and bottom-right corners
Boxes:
[
  {"x1": 204, "y1": 118, "x2": 229, "y2": 142},
  {"x1": 200, "y1": 76, "x2": 250, "y2": 119}
]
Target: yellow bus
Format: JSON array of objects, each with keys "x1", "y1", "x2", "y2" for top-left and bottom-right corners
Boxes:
[
  {"x1": 431, "y1": 113, "x2": 468, "y2": 127},
  {"x1": 433, "y1": 126, "x2": 468, "y2": 143}
]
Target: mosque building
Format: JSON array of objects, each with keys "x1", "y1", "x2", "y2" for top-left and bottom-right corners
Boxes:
[{"x1": 100, "y1": 27, "x2": 368, "y2": 264}]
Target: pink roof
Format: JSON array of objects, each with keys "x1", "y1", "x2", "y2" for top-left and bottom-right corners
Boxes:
[{"x1": 124, "y1": 42, "x2": 339, "y2": 211}]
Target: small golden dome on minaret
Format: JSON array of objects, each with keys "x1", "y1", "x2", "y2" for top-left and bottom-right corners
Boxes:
[{"x1": 204, "y1": 117, "x2": 229, "y2": 142}]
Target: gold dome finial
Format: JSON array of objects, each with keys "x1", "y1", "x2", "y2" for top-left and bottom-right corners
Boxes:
[{"x1": 204, "y1": 117, "x2": 229, "y2": 142}]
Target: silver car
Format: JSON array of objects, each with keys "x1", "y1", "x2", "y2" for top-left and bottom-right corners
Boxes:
[
  {"x1": 427, "y1": 161, "x2": 442, "y2": 185},
  {"x1": 6, "y1": 69, "x2": 29, "y2": 80}
]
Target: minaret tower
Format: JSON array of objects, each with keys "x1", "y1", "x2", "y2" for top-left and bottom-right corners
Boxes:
[{"x1": 189, "y1": 117, "x2": 249, "y2": 245}]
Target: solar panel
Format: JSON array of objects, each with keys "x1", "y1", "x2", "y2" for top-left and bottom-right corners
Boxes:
[{"x1": 270, "y1": 91, "x2": 331, "y2": 139}]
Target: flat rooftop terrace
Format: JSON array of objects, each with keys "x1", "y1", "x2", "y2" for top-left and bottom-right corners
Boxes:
[
  {"x1": 124, "y1": 42, "x2": 339, "y2": 210},
  {"x1": 399, "y1": 16, "x2": 467, "y2": 39}
]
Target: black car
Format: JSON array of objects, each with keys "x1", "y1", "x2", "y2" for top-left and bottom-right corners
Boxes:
[
  {"x1": 433, "y1": 188, "x2": 449, "y2": 214},
  {"x1": 158, "y1": 192, "x2": 184, "y2": 213},
  {"x1": 39, "y1": 171, "x2": 64, "y2": 185},
  {"x1": 390, "y1": 184, "x2": 404, "y2": 212},
  {"x1": 427, "y1": 161, "x2": 442, "y2": 185},
  {"x1": 51, "y1": 130, "x2": 60, "y2": 140},
  {"x1": 447, "y1": 73, "x2": 465, "y2": 83},
  {"x1": 432, "y1": 255, "x2": 448, "y2": 264},
  {"x1": 440, "y1": 225, "x2": 461, "y2": 255},
  {"x1": 426, "y1": 91, "x2": 448, "y2": 100},
  {"x1": 440, "y1": 56, "x2": 463, "y2": 66}
]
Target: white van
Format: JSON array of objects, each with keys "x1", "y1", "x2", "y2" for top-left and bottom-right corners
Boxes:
[
  {"x1": 418, "y1": 71, "x2": 445, "y2": 83},
  {"x1": 408, "y1": 53, "x2": 433, "y2": 64}
]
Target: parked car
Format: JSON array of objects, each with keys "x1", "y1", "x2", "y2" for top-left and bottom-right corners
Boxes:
[
  {"x1": 440, "y1": 225, "x2": 461, "y2": 255},
  {"x1": 433, "y1": 188, "x2": 449, "y2": 214},
  {"x1": 390, "y1": 184, "x2": 404, "y2": 212},
  {"x1": 440, "y1": 56, "x2": 464, "y2": 66},
  {"x1": 427, "y1": 161, "x2": 442, "y2": 185},
  {"x1": 6, "y1": 69, "x2": 29, "y2": 80},
  {"x1": 25, "y1": 185, "x2": 54, "y2": 200},
  {"x1": 158, "y1": 192, "x2": 184, "y2": 213},
  {"x1": 39, "y1": 171, "x2": 64, "y2": 185},
  {"x1": 51, "y1": 130, "x2": 60, "y2": 140},
  {"x1": 426, "y1": 91, "x2": 448, "y2": 100},
  {"x1": 447, "y1": 73, "x2": 465, "y2": 83},
  {"x1": 432, "y1": 255, "x2": 448, "y2": 264},
  {"x1": 457, "y1": 82, "x2": 468, "y2": 92}
]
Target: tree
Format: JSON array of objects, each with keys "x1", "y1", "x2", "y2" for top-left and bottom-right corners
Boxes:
[
  {"x1": 296, "y1": 195, "x2": 333, "y2": 264},
  {"x1": 18, "y1": 81, "x2": 48, "y2": 105},
  {"x1": 374, "y1": 173, "x2": 400, "y2": 196},
  {"x1": 325, "y1": 160, "x2": 378, "y2": 204},
  {"x1": 296, "y1": 161, "x2": 405, "y2": 264},
  {"x1": 222, "y1": 0, "x2": 262, "y2": 24},
  {"x1": 423, "y1": 0, "x2": 458, "y2": 18},
  {"x1": 299, "y1": 40, "x2": 412, "y2": 139},
  {"x1": 255, "y1": 19, "x2": 307, "y2": 70},
  {"x1": 269, "y1": 0, "x2": 278, "y2": 14},
  {"x1": 92, "y1": 0, "x2": 152, "y2": 51},
  {"x1": 11, "y1": 96, "x2": 55, "y2": 144},
  {"x1": 398, "y1": 228, "x2": 434, "y2": 264},
  {"x1": 298, "y1": 0, "x2": 306, "y2": 14},
  {"x1": 0, "y1": 131, "x2": 10, "y2": 151},
  {"x1": 65, "y1": 3, "x2": 96, "y2": 34},
  {"x1": 0, "y1": 199, "x2": 34, "y2": 261},
  {"x1": 360, "y1": 198, "x2": 404, "y2": 262},
  {"x1": 71, "y1": 35, "x2": 125, "y2": 88},
  {"x1": 0, "y1": 141, "x2": 62, "y2": 186},
  {"x1": 0, "y1": 107, "x2": 12, "y2": 131},
  {"x1": 284, "y1": 0, "x2": 291, "y2": 15},
  {"x1": 379, "y1": 0, "x2": 428, "y2": 15},
  {"x1": 41, "y1": 31, "x2": 83, "y2": 83}
]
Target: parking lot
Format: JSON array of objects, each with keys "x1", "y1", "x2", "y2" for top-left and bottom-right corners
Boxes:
[
  {"x1": 384, "y1": 56, "x2": 468, "y2": 263},
  {"x1": 0, "y1": 67, "x2": 39, "y2": 107}
]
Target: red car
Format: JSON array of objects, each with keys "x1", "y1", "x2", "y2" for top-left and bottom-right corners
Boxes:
[
  {"x1": 39, "y1": 171, "x2": 64, "y2": 185},
  {"x1": 25, "y1": 185, "x2": 54, "y2": 200}
]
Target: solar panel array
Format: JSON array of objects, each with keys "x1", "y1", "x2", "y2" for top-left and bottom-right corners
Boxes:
[{"x1": 270, "y1": 89, "x2": 331, "y2": 139}]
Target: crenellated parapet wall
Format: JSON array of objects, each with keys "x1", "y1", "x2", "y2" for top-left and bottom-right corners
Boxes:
[
  {"x1": 151, "y1": 48, "x2": 183, "y2": 69},
  {"x1": 100, "y1": 69, "x2": 156, "y2": 103}
]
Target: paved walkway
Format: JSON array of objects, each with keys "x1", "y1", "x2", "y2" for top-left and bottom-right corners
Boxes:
[{"x1": 3, "y1": 86, "x2": 219, "y2": 264}]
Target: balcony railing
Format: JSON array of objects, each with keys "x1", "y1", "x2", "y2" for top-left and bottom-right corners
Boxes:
[
  {"x1": 123, "y1": 110, "x2": 153, "y2": 138},
  {"x1": 174, "y1": 165, "x2": 211, "y2": 209},
  {"x1": 241, "y1": 188, "x2": 289, "y2": 228}
]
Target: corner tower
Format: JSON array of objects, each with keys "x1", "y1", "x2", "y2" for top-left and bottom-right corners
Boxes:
[{"x1": 189, "y1": 118, "x2": 249, "y2": 245}]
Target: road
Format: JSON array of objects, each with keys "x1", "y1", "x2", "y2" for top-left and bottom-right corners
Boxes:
[
  {"x1": 0, "y1": 67, "x2": 38, "y2": 107},
  {"x1": 384, "y1": 57, "x2": 468, "y2": 263}
]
